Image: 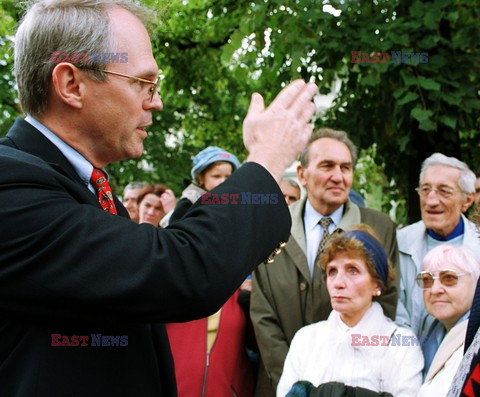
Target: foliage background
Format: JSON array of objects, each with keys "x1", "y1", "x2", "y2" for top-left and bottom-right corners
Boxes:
[{"x1": 1, "y1": 0, "x2": 479, "y2": 225}]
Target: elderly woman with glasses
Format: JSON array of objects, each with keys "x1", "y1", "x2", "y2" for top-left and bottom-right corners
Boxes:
[
  {"x1": 276, "y1": 225, "x2": 423, "y2": 397},
  {"x1": 417, "y1": 244, "x2": 480, "y2": 397}
]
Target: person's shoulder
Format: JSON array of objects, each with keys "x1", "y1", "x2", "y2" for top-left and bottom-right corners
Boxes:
[
  {"x1": 358, "y1": 205, "x2": 395, "y2": 226},
  {"x1": 0, "y1": 144, "x2": 53, "y2": 178},
  {"x1": 169, "y1": 198, "x2": 194, "y2": 224},
  {"x1": 397, "y1": 220, "x2": 424, "y2": 238},
  {"x1": 295, "y1": 319, "x2": 328, "y2": 339},
  {"x1": 464, "y1": 215, "x2": 479, "y2": 232}
]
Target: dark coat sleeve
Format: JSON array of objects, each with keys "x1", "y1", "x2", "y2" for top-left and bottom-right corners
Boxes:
[
  {"x1": 168, "y1": 198, "x2": 193, "y2": 224},
  {"x1": 0, "y1": 147, "x2": 291, "y2": 324}
]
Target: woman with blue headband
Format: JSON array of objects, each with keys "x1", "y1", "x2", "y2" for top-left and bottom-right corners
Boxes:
[{"x1": 277, "y1": 225, "x2": 423, "y2": 397}]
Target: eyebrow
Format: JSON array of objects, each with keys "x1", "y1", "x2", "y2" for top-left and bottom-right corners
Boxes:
[
  {"x1": 319, "y1": 160, "x2": 352, "y2": 166},
  {"x1": 140, "y1": 70, "x2": 159, "y2": 80}
]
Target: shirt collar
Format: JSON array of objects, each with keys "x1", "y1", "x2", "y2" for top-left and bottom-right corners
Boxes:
[
  {"x1": 24, "y1": 115, "x2": 107, "y2": 193},
  {"x1": 426, "y1": 216, "x2": 464, "y2": 241},
  {"x1": 304, "y1": 199, "x2": 344, "y2": 231}
]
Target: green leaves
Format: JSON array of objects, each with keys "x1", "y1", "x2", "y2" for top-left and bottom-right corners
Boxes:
[
  {"x1": 397, "y1": 92, "x2": 419, "y2": 105},
  {"x1": 410, "y1": 107, "x2": 436, "y2": 131},
  {"x1": 439, "y1": 115, "x2": 457, "y2": 129},
  {"x1": 418, "y1": 77, "x2": 441, "y2": 91}
]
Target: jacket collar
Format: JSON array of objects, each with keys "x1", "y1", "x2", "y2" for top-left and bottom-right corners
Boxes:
[
  {"x1": 6, "y1": 117, "x2": 85, "y2": 185},
  {"x1": 399, "y1": 214, "x2": 475, "y2": 265}
]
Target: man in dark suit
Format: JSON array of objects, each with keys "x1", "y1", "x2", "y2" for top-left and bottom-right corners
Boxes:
[{"x1": 0, "y1": 1, "x2": 317, "y2": 396}]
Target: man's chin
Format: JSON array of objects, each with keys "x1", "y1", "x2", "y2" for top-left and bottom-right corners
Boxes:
[{"x1": 126, "y1": 144, "x2": 144, "y2": 159}]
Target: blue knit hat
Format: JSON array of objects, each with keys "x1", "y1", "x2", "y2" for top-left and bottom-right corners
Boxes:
[{"x1": 191, "y1": 146, "x2": 241, "y2": 181}]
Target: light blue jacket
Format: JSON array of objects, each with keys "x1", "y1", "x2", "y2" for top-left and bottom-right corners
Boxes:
[{"x1": 395, "y1": 214, "x2": 480, "y2": 334}]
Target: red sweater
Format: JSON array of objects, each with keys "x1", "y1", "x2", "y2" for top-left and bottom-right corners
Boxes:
[{"x1": 166, "y1": 290, "x2": 254, "y2": 397}]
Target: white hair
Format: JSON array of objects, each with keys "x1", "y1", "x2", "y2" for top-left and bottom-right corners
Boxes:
[{"x1": 420, "y1": 153, "x2": 476, "y2": 194}]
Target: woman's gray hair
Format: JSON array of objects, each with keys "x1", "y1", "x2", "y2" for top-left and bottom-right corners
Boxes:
[
  {"x1": 299, "y1": 128, "x2": 357, "y2": 168},
  {"x1": 419, "y1": 153, "x2": 476, "y2": 194},
  {"x1": 15, "y1": 0, "x2": 151, "y2": 116}
]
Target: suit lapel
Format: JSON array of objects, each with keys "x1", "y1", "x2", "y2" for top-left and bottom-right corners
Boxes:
[
  {"x1": 285, "y1": 197, "x2": 311, "y2": 283},
  {"x1": 337, "y1": 199, "x2": 361, "y2": 231}
]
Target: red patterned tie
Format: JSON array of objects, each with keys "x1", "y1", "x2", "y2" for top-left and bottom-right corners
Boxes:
[{"x1": 90, "y1": 168, "x2": 117, "y2": 215}]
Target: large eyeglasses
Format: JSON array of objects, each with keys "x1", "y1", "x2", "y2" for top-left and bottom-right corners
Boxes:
[
  {"x1": 89, "y1": 69, "x2": 159, "y2": 102},
  {"x1": 415, "y1": 186, "x2": 460, "y2": 199},
  {"x1": 416, "y1": 270, "x2": 470, "y2": 289}
]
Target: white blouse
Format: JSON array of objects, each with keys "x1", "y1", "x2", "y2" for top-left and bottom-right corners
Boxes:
[{"x1": 277, "y1": 302, "x2": 424, "y2": 397}]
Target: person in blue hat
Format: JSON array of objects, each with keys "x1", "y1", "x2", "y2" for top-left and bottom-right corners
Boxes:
[{"x1": 168, "y1": 146, "x2": 241, "y2": 224}]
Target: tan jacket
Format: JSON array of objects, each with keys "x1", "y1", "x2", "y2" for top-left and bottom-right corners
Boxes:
[{"x1": 251, "y1": 197, "x2": 400, "y2": 397}]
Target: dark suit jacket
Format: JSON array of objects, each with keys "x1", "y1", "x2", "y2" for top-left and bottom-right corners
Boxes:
[{"x1": 0, "y1": 118, "x2": 291, "y2": 397}]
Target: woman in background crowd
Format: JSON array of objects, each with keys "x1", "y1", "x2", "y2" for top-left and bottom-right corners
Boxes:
[
  {"x1": 417, "y1": 245, "x2": 479, "y2": 397},
  {"x1": 137, "y1": 184, "x2": 175, "y2": 227},
  {"x1": 277, "y1": 225, "x2": 423, "y2": 397}
]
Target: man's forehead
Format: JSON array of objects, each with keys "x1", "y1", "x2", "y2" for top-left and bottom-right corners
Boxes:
[
  {"x1": 107, "y1": 5, "x2": 157, "y2": 73},
  {"x1": 308, "y1": 138, "x2": 352, "y2": 163},
  {"x1": 422, "y1": 164, "x2": 461, "y2": 184}
]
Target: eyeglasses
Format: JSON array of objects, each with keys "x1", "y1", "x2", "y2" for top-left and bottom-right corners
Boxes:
[
  {"x1": 415, "y1": 186, "x2": 461, "y2": 199},
  {"x1": 416, "y1": 270, "x2": 470, "y2": 289},
  {"x1": 87, "y1": 68, "x2": 159, "y2": 102}
]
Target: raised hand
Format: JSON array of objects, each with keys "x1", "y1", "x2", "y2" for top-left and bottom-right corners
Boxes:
[{"x1": 244, "y1": 80, "x2": 317, "y2": 182}]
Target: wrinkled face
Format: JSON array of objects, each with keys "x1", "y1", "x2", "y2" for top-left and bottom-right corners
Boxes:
[
  {"x1": 82, "y1": 6, "x2": 163, "y2": 166},
  {"x1": 198, "y1": 162, "x2": 233, "y2": 191},
  {"x1": 326, "y1": 252, "x2": 380, "y2": 327},
  {"x1": 280, "y1": 180, "x2": 301, "y2": 205},
  {"x1": 123, "y1": 187, "x2": 142, "y2": 222},
  {"x1": 423, "y1": 263, "x2": 475, "y2": 331},
  {"x1": 297, "y1": 138, "x2": 353, "y2": 215},
  {"x1": 420, "y1": 165, "x2": 473, "y2": 237},
  {"x1": 138, "y1": 193, "x2": 164, "y2": 226}
]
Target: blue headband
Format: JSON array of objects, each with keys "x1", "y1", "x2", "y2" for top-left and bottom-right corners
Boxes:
[{"x1": 344, "y1": 230, "x2": 388, "y2": 286}]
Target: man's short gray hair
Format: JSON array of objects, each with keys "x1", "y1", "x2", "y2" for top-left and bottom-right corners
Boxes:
[
  {"x1": 124, "y1": 182, "x2": 147, "y2": 194},
  {"x1": 15, "y1": 0, "x2": 151, "y2": 116},
  {"x1": 299, "y1": 128, "x2": 357, "y2": 167},
  {"x1": 420, "y1": 152, "x2": 476, "y2": 194}
]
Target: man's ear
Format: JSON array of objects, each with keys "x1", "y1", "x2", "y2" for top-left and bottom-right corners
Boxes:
[
  {"x1": 50, "y1": 63, "x2": 84, "y2": 109},
  {"x1": 462, "y1": 192, "x2": 475, "y2": 212},
  {"x1": 297, "y1": 164, "x2": 307, "y2": 187}
]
